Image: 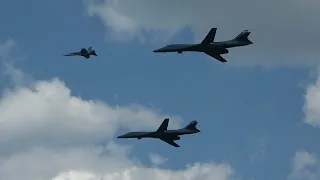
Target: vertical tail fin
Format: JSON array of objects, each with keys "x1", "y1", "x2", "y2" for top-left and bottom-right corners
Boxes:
[
  {"x1": 87, "y1": 46, "x2": 93, "y2": 52},
  {"x1": 156, "y1": 118, "x2": 169, "y2": 132},
  {"x1": 234, "y1": 30, "x2": 253, "y2": 44},
  {"x1": 185, "y1": 120, "x2": 200, "y2": 132},
  {"x1": 91, "y1": 50, "x2": 97, "y2": 56}
]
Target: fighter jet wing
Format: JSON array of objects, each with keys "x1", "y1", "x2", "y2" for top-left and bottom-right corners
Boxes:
[
  {"x1": 160, "y1": 138, "x2": 180, "y2": 147},
  {"x1": 63, "y1": 52, "x2": 82, "y2": 56},
  {"x1": 204, "y1": 51, "x2": 227, "y2": 62}
]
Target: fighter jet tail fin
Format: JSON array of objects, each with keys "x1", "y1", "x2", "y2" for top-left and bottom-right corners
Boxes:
[
  {"x1": 201, "y1": 28, "x2": 217, "y2": 44},
  {"x1": 91, "y1": 50, "x2": 97, "y2": 56},
  {"x1": 156, "y1": 118, "x2": 169, "y2": 132},
  {"x1": 234, "y1": 30, "x2": 253, "y2": 44}
]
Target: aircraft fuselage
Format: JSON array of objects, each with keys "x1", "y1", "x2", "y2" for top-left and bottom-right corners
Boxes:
[
  {"x1": 117, "y1": 129, "x2": 199, "y2": 139},
  {"x1": 153, "y1": 40, "x2": 251, "y2": 54}
]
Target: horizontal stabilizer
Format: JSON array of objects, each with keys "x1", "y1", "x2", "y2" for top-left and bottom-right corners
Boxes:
[
  {"x1": 201, "y1": 28, "x2": 217, "y2": 44},
  {"x1": 156, "y1": 118, "x2": 169, "y2": 132}
]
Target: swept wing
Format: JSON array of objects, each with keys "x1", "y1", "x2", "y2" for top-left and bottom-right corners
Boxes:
[
  {"x1": 160, "y1": 137, "x2": 180, "y2": 147},
  {"x1": 204, "y1": 51, "x2": 227, "y2": 62},
  {"x1": 201, "y1": 28, "x2": 217, "y2": 44},
  {"x1": 156, "y1": 118, "x2": 169, "y2": 132}
]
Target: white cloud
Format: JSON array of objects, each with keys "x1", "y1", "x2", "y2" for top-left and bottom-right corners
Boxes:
[
  {"x1": 52, "y1": 162, "x2": 234, "y2": 180},
  {"x1": 0, "y1": 77, "x2": 182, "y2": 153},
  {"x1": 302, "y1": 68, "x2": 320, "y2": 128},
  {"x1": 0, "y1": 40, "x2": 235, "y2": 180},
  {"x1": 288, "y1": 151, "x2": 320, "y2": 180},
  {"x1": 292, "y1": 151, "x2": 317, "y2": 173},
  {"x1": 0, "y1": 145, "x2": 134, "y2": 180},
  {"x1": 86, "y1": 0, "x2": 320, "y2": 67},
  {"x1": 149, "y1": 153, "x2": 168, "y2": 166}
]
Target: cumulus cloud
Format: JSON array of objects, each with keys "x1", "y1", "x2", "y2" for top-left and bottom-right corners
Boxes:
[
  {"x1": 288, "y1": 151, "x2": 320, "y2": 180},
  {"x1": 52, "y1": 162, "x2": 234, "y2": 180},
  {"x1": 149, "y1": 153, "x2": 168, "y2": 166},
  {"x1": 0, "y1": 77, "x2": 183, "y2": 154},
  {"x1": 87, "y1": 0, "x2": 320, "y2": 66},
  {"x1": 302, "y1": 69, "x2": 320, "y2": 128},
  {"x1": 0, "y1": 145, "x2": 134, "y2": 180},
  {"x1": 0, "y1": 40, "x2": 235, "y2": 180},
  {"x1": 0, "y1": 78, "x2": 235, "y2": 179}
]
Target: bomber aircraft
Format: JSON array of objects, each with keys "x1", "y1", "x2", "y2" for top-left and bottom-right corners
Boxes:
[
  {"x1": 64, "y1": 46, "x2": 97, "y2": 59},
  {"x1": 153, "y1": 28, "x2": 253, "y2": 62},
  {"x1": 117, "y1": 118, "x2": 200, "y2": 147}
]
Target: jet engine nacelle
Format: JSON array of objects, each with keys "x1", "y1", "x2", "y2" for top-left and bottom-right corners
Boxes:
[{"x1": 218, "y1": 48, "x2": 229, "y2": 54}]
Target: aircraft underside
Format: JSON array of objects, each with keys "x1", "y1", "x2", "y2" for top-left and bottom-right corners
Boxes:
[{"x1": 173, "y1": 48, "x2": 229, "y2": 62}]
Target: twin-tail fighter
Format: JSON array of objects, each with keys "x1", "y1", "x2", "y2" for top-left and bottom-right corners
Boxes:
[
  {"x1": 153, "y1": 28, "x2": 253, "y2": 62},
  {"x1": 64, "y1": 46, "x2": 97, "y2": 59},
  {"x1": 117, "y1": 118, "x2": 200, "y2": 147}
]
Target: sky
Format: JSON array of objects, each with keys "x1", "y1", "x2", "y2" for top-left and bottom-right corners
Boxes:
[{"x1": 0, "y1": 0, "x2": 320, "y2": 179}]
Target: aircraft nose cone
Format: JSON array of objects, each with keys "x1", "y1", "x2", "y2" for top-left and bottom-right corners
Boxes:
[
  {"x1": 153, "y1": 48, "x2": 163, "y2": 53},
  {"x1": 117, "y1": 135, "x2": 124, "y2": 138}
]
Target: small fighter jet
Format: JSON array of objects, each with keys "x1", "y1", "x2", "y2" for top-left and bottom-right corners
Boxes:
[{"x1": 64, "y1": 46, "x2": 97, "y2": 59}]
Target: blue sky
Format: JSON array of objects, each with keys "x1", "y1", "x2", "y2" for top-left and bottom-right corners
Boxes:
[{"x1": 1, "y1": 0, "x2": 320, "y2": 180}]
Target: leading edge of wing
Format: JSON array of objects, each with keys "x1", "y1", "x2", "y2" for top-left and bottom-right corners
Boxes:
[
  {"x1": 204, "y1": 51, "x2": 227, "y2": 62},
  {"x1": 160, "y1": 138, "x2": 180, "y2": 147}
]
